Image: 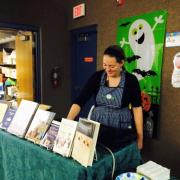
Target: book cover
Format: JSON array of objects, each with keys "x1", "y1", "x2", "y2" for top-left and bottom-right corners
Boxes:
[
  {"x1": 7, "y1": 99, "x2": 39, "y2": 138},
  {"x1": 40, "y1": 120, "x2": 60, "y2": 150},
  {"x1": 53, "y1": 118, "x2": 78, "y2": 157},
  {"x1": 136, "y1": 161, "x2": 170, "y2": 180},
  {"x1": 25, "y1": 109, "x2": 56, "y2": 144},
  {"x1": 71, "y1": 118, "x2": 100, "y2": 167},
  {"x1": 0, "y1": 107, "x2": 17, "y2": 130},
  {"x1": 0, "y1": 100, "x2": 11, "y2": 124}
]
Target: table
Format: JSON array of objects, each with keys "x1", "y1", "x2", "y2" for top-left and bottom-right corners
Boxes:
[{"x1": 0, "y1": 130, "x2": 141, "y2": 180}]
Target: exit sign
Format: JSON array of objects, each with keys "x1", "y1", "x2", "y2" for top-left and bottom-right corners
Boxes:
[{"x1": 73, "y1": 3, "x2": 85, "y2": 19}]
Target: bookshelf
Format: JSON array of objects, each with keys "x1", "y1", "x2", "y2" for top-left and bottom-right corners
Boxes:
[{"x1": 0, "y1": 31, "x2": 34, "y2": 105}]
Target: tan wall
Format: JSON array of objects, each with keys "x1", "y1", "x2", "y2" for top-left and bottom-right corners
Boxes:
[{"x1": 67, "y1": 0, "x2": 180, "y2": 177}]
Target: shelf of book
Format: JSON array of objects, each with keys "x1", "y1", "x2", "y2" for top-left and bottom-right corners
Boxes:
[{"x1": 0, "y1": 129, "x2": 142, "y2": 180}]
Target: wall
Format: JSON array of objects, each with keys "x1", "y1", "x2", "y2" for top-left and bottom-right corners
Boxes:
[
  {"x1": 67, "y1": 0, "x2": 180, "y2": 177},
  {"x1": 20, "y1": 1, "x2": 71, "y2": 119},
  {"x1": 0, "y1": 0, "x2": 71, "y2": 119}
]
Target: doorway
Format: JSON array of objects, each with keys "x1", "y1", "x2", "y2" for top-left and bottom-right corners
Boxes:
[
  {"x1": 71, "y1": 25, "x2": 97, "y2": 118},
  {"x1": 0, "y1": 23, "x2": 41, "y2": 106}
]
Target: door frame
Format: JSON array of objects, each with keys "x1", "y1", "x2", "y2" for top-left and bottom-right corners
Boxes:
[
  {"x1": 0, "y1": 22, "x2": 41, "y2": 102},
  {"x1": 70, "y1": 24, "x2": 97, "y2": 102}
]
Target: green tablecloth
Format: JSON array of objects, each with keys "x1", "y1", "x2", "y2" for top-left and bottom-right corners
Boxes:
[{"x1": 0, "y1": 130, "x2": 141, "y2": 180}]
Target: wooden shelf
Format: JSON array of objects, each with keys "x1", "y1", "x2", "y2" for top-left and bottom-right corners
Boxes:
[{"x1": 0, "y1": 64, "x2": 16, "y2": 68}]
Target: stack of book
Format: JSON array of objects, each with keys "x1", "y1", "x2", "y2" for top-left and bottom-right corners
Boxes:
[
  {"x1": 53, "y1": 118, "x2": 100, "y2": 167},
  {"x1": 0, "y1": 99, "x2": 56, "y2": 142},
  {"x1": 0, "y1": 99, "x2": 101, "y2": 167},
  {"x1": 136, "y1": 161, "x2": 170, "y2": 180}
]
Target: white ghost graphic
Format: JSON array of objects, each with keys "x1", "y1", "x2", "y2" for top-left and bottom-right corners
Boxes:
[
  {"x1": 120, "y1": 15, "x2": 164, "y2": 80},
  {"x1": 129, "y1": 19, "x2": 155, "y2": 73}
]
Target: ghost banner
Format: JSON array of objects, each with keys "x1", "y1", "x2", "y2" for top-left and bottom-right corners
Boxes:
[{"x1": 117, "y1": 10, "x2": 167, "y2": 138}]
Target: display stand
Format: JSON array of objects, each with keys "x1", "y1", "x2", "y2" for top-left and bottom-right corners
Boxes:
[{"x1": 0, "y1": 130, "x2": 141, "y2": 180}]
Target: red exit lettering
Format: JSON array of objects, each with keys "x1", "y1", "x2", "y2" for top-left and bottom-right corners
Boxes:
[{"x1": 73, "y1": 3, "x2": 85, "y2": 19}]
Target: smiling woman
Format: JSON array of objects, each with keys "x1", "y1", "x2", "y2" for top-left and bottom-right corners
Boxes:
[
  {"x1": 103, "y1": 54, "x2": 124, "y2": 78},
  {"x1": 67, "y1": 45, "x2": 143, "y2": 152}
]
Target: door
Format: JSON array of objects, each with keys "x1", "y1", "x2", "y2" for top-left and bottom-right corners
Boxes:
[
  {"x1": 0, "y1": 23, "x2": 41, "y2": 104},
  {"x1": 71, "y1": 25, "x2": 97, "y2": 118},
  {"x1": 15, "y1": 31, "x2": 34, "y2": 103}
]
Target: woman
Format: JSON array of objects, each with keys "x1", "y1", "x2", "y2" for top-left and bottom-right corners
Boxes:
[{"x1": 67, "y1": 45, "x2": 143, "y2": 151}]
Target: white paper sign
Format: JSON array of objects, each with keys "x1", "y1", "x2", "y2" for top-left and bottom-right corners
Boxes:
[{"x1": 166, "y1": 32, "x2": 180, "y2": 47}]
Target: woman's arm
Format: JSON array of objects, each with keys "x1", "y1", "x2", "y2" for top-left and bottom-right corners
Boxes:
[
  {"x1": 127, "y1": 73, "x2": 143, "y2": 149},
  {"x1": 67, "y1": 104, "x2": 81, "y2": 120},
  {"x1": 133, "y1": 106, "x2": 143, "y2": 150}
]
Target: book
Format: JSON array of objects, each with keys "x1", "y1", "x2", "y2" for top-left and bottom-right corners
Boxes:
[
  {"x1": 136, "y1": 161, "x2": 170, "y2": 180},
  {"x1": 40, "y1": 120, "x2": 60, "y2": 150},
  {"x1": 53, "y1": 118, "x2": 78, "y2": 157},
  {"x1": 25, "y1": 109, "x2": 56, "y2": 144},
  {"x1": 38, "y1": 104, "x2": 52, "y2": 111},
  {"x1": 71, "y1": 118, "x2": 100, "y2": 167},
  {"x1": 7, "y1": 99, "x2": 39, "y2": 138},
  {"x1": 0, "y1": 100, "x2": 11, "y2": 124},
  {"x1": 0, "y1": 107, "x2": 17, "y2": 130}
]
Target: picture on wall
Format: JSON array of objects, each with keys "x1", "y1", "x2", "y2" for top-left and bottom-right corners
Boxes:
[{"x1": 117, "y1": 10, "x2": 167, "y2": 138}]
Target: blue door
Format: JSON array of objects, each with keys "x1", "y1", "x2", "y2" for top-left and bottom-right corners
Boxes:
[{"x1": 71, "y1": 25, "x2": 97, "y2": 119}]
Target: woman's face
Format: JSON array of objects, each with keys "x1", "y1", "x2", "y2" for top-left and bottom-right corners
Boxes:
[{"x1": 103, "y1": 55, "x2": 124, "y2": 77}]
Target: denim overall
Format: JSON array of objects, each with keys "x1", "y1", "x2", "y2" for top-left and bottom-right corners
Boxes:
[{"x1": 91, "y1": 71, "x2": 132, "y2": 129}]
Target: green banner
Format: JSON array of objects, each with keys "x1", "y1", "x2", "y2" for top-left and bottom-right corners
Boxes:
[{"x1": 117, "y1": 10, "x2": 167, "y2": 138}]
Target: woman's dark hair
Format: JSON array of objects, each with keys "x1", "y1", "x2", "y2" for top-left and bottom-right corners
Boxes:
[{"x1": 104, "y1": 45, "x2": 125, "y2": 63}]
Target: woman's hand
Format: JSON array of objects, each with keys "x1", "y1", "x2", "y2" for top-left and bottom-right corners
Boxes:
[{"x1": 67, "y1": 104, "x2": 81, "y2": 120}]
